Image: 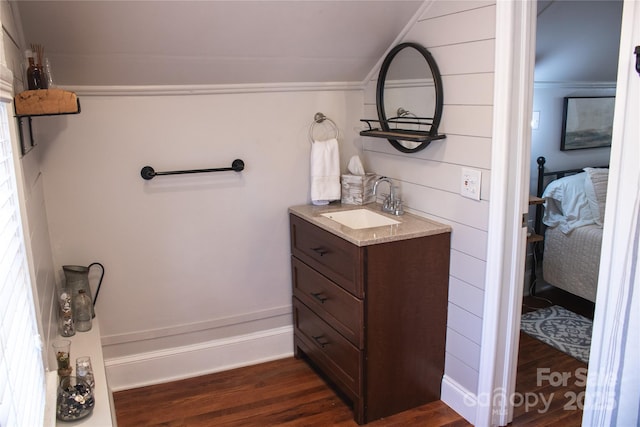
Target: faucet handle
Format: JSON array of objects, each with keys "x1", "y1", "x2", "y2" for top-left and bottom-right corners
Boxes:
[{"x1": 393, "y1": 198, "x2": 404, "y2": 216}]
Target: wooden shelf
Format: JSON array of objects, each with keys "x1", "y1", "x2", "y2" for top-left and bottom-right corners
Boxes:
[
  {"x1": 359, "y1": 128, "x2": 446, "y2": 143},
  {"x1": 13, "y1": 89, "x2": 81, "y2": 155},
  {"x1": 14, "y1": 89, "x2": 80, "y2": 117}
]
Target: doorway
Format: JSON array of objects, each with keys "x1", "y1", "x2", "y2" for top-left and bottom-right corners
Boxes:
[
  {"x1": 518, "y1": 2, "x2": 621, "y2": 422},
  {"x1": 476, "y1": 0, "x2": 639, "y2": 426}
]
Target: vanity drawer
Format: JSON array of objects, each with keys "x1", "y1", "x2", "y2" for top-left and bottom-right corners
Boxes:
[
  {"x1": 290, "y1": 214, "x2": 363, "y2": 297},
  {"x1": 292, "y1": 257, "x2": 364, "y2": 348},
  {"x1": 293, "y1": 298, "x2": 361, "y2": 397}
]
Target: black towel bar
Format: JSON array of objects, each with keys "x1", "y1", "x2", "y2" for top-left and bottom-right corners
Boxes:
[{"x1": 141, "y1": 159, "x2": 245, "y2": 180}]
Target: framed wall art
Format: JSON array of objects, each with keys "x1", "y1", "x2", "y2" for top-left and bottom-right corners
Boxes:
[{"x1": 560, "y1": 96, "x2": 615, "y2": 151}]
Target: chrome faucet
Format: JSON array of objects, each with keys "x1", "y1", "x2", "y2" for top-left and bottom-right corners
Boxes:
[{"x1": 373, "y1": 176, "x2": 404, "y2": 216}]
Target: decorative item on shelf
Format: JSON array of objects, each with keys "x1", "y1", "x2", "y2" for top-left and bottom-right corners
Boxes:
[
  {"x1": 57, "y1": 288, "x2": 75, "y2": 337},
  {"x1": 73, "y1": 289, "x2": 93, "y2": 332},
  {"x1": 25, "y1": 49, "x2": 44, "y2": 90},
  {"x1": 75, "y1": 356, "x2": 95, "y2": 390},
  {"x1": 56, "y1": 376, "x2": 95, "y2": 422},
  {"x1": 63, "y1": 262, "x2": 105, "y2": 319},
  {"x1": 32, "y1": 43, "x2": 47, "y2": 88},
  {"x1": 52, "y1": 339, "x2": 72, "y2": 377}
]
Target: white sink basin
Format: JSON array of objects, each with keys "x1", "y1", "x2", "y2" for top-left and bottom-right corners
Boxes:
[{"x1": 321, "y1": 209, "x2": 400, "y2": 229}]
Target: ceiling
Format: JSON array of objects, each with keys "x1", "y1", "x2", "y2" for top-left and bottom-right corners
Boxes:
[
  {"x1": 535, "y1": 0, "x2": 623, "y2": 82},
  {"x1": 13, "y1": 0, "x2": 624, "y2": 87},
  {"x1": 14, "y1": 0, "x2": 424, "y2": 86}
]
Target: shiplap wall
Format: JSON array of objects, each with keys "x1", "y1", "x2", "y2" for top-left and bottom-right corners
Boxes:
[
  {"x1": 1, "y1": 0, "x2": 59, "y2": 371},
  {"x1": 360, "y1": 0, "x2": 496, "y2": 413}
]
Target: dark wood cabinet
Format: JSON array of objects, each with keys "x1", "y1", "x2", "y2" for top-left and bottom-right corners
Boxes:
[{"x1": 289, "y1": 213, "x2": 451, "y2": 424}]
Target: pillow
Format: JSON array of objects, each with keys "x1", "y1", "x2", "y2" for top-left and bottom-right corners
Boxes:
[
  {"x1": 541, "y1": 172, "x2": 595, "y2": 234},
  {"x1": 583, "y1": 167, "x2": 608, "y2": 225}
]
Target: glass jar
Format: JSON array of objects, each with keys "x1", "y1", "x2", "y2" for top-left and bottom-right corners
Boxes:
[
  {"x1": 51, "y1": 339, "x2": 72, "y2": 377},
  {"x1": 73, "y1": 289, "x2": 92, "y2": 332},
  {"x1": 75, "y1": 356, "x2": 95, "y2": 390},
  {"x1": 57, "y1": 288, "x2": 75, "y2": 337},
  {"x1": 56, "y1": 376, "x2": 95, "y2": 421}
]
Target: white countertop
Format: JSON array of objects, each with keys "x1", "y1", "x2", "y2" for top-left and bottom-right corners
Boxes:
[
  {"x1": 45, "y1": 316, "x2": 117, "y2": 427},
  {"x1": 289, "y1": 202, "x2": 451, "y2": 246}
]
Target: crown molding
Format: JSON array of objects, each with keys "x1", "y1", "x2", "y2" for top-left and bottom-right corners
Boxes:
[
  {"x1": 63, "y1": 81, "x2": 364, "y2": 97},
  {"x1": 533, "y1": 81, "x2": 616, "y2": 89}
]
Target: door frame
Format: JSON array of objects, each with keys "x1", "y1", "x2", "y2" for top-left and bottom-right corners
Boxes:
[
  {"x1": 475, "y1": 1, "x2": 537, "y2": 425},
  {"x1": 476, "y1": 0, "x2": 639, "y2": 426}
]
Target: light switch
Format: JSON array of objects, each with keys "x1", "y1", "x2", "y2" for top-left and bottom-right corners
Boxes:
[{"x1": 461, "y1": 168, "x2": 481, "y2": 201}]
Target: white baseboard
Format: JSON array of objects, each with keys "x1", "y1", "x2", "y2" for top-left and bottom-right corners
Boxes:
[
  {"x1": 105, "y1": 325, "x2": 293, "y2": 391},
  {"x1": 441, "y1": 375, "x2": 477, "y2": 425}
]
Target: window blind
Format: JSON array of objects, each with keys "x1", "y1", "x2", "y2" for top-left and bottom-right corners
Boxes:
[{"x1": 0, "y1": 102, "x2": 46, "y2": 426}]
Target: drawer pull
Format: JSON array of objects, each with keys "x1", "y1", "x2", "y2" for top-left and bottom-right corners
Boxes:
[
  {"x1": 312, "y1": 335, "x2": 329, "y2": 348},
  {"x1": 311, "y1": 247, "x2": 329, "y2": 256},
  {"x1": 311, "y1": 292, "x2": 328, "y2": 303}
]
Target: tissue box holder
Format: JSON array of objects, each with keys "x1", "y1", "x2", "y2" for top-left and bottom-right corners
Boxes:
[{"x1": 341, "y1": 173, "x2": 376, "y2": 205}]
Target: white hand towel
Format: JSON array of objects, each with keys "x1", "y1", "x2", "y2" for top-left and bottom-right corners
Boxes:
[{"x1": 310, "y1": 138, "x2": 341, "y2": 205}]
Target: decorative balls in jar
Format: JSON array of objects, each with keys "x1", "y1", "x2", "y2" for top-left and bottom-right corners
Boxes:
[{"x1": 56, "y1": 376, "x2": 95, "y2": 421}]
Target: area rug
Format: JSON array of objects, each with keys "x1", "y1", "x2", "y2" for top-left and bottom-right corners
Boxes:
[{"x1": 520, "y1": 305, "x2": 592, "y2": 363}]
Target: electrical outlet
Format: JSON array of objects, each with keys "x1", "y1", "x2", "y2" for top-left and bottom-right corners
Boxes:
[
  {"x1": 531, "y1": 111, "x2": 540, "y2": 129},
  {"x1": 461, "y1": 168, "x2": 481, "y2": 200}
]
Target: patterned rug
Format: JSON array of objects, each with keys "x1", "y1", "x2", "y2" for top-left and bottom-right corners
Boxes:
[{"x1": 520, "y1": 305, "x2": 592, "y2": 363}]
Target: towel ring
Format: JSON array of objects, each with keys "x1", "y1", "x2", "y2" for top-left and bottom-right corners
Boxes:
[{"x1": 309, "y1": 112, "x2": 339, "y2": 143}]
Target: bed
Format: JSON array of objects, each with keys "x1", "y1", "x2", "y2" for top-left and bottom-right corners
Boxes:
[{"x1": 533, "y1": 156, "x2": 609, "y2": 303}]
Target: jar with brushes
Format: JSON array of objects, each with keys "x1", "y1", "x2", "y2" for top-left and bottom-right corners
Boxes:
[{"x1": 25, "y1": 49, "x2": 43, "y2": 90}]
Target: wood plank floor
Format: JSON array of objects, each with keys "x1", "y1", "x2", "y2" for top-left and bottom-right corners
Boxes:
[
  {"x1": 114, "y1": 331, "x2": 586, "y2": 426},
  {"x1": 115, "y1": 283, "x2": 592, "y2": 426},
  {"x1": 113, "y1": 356, "x2": 469, "y2": 427}
]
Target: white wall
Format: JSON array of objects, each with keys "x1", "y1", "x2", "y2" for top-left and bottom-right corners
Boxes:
[
  {"x1": 360, "y1": 1, "x2": 495, "y2": 420},
  {"x1": 36, "y1": 86, "x2": 363, "y2": 388},
  {"x1": 1, "y1": 0, "x2": 59, "y2": 371}
]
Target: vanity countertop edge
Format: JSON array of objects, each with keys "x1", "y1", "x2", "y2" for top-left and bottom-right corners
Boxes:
[{"x1": 289, "y1": 203, "x2": 451, "y2": 247}]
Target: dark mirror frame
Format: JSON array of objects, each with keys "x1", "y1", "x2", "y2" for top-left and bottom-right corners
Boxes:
[{"x1": 376, "y1": 42, "x2": 445, "y2": 153}]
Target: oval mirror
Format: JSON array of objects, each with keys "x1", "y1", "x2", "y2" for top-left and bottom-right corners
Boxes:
[{"x1": 375, "y1": 42, "x2": 445, "y2": 153}]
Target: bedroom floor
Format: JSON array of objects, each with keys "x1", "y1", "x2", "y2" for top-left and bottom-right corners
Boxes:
[
  {"x1": 523, "y1": 279, "x2": 595, "y2": 320},
  {"x1": 518, "y1": 280, "x2": 594, "y2": 427}
]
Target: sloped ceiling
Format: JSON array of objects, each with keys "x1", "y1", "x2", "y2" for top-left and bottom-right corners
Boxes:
[
  {"x1": 14, "y1": 0, "x2": 423, "y2": 86},
  {"x1": 14, "y1": 0, "x2": 624, "y2": 87},
  {"x1": 535, "y1": 0, "x2": 623, "y2": 82}
]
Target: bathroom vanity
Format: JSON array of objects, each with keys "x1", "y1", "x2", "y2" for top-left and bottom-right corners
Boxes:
[{"x1": 288, "y1": 203, "x2": 451, "y2": 424}]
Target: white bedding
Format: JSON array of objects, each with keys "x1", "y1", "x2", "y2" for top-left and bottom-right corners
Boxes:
[
  {"x1": 542, "y1": 224, "x2": 602, "y2": 302},
  {"x1": 541, "y1": 172, "x2": 595, "y2": 234}
]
